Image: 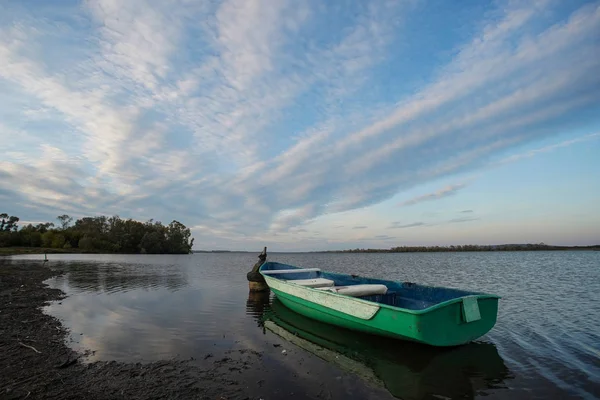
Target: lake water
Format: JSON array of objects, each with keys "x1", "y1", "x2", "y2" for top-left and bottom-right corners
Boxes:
[{"x1": 8, "y1": 251, "x2": 600, "y2": 399}]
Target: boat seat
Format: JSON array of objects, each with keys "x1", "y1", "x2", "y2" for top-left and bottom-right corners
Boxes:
[
  {"x1": 287, "y1": 278, "x2": 335, "y2": 288},
  {"x1": 316, "y1": 284, "x2": 388, "y2": 297},
  {"x1": 262, "y1": 268, "x2": 321, "y2": 275}
]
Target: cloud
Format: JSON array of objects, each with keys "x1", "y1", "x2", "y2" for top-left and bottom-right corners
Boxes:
[
  {"x1": 1, "y1": 1, "x2": 599, "y2": 249},
  {"x1": 374, "y1": 235, "x2": 396, "y2": 240},
  {"x1": 497, "y1": 132, "x2": 600, "y2": 165},
  {"x1": 389, "y1": 222, "x2": 427, "y2": 229},
  {"x1": 397, "y1": 183, "x2": 467, "y2": 207},
  {"x1": 389, "y1": 216, "x2": 479, "y2": 229},
  {"x1": 352, "y1": 226, "x2": 368, "y2": 230},
  {"x1": 460, "y1": 210, "x2": 474, "y2": 214},
  {"x1": 237, "y1": 1, "x2": 600, "y2": 222},
  {"x1": 448, "y1": 217, "x2": 479, "y2": 224}
]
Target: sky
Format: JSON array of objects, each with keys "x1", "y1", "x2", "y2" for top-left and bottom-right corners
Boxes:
[{"x1": 1, "y1": 0, "x2": 599, "y2": 251}]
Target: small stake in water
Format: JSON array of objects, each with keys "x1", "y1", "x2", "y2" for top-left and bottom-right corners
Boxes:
[
  {"x1": 247, "y1": 247, "x2": 269, "y2": 292},
  {"x1": 43, "y1": 253, "x2": 48, "y2": 262}
]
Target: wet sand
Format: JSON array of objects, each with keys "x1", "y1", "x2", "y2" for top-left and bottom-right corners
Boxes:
[{"x1": 0, "y1": 262, "x2": 392, "y2": 400}]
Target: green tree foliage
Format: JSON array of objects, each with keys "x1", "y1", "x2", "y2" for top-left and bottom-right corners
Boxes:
[
  {"x1": 0, "y1": 213, "x2": 194, "y2": 254},
  {"x1": 29, "y1": 231, "x2": 42, "y2": 247},
  {"x1": 1, "y1": 213, "x2": 19, "y2": 232},
  {"x1": 35, "y1": 223, "x2": 55, "y2": 233},
  {"x1": 51, "y1": 234, "x2": 66, "y2": 249},
  {"x1": 78, "y1": 235, "x2": 94, "y2": 251},
  {"x1": 41, "y1": 231, "x2": 55, "y2": 248},
  {"x1": 57, "y1": 214, "x2": 73, "y2": 230},
  {"x1": 166, "y1": 220, "x2": 194, "y2": 254},
  {"x1": 140, "y1": 231, "x2": 165, "y2": 254}
]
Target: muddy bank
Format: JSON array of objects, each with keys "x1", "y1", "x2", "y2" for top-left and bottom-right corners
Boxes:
[{"x1": 0, "y1": 262, "x2": 262, "y2": 399}]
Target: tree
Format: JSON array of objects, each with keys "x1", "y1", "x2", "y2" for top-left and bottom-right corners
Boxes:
[
  {"x1": 51, "y1": 234, "x2": 66, "y2": 248},
  {"x1": 1, "y1": 213, "x2": 195, "y2": 254},
  {"x1": 8, "y1": 216, "x2": 19, "y2": 232},
  {"x1": 35, "y1": 222, "x2": 54, "y2": 233},
  {"x1": 29, "y1": 231, "x2": 42, "y2": 247},
  {"x1": 0, "y1": 213, "x2": 6, "y2": 231},
  {"x1": 0, "y1": 214, "x2": 19, "y2": 232},
  {"x1": 78, "y1": 236, "x2": 94, "y2": 251},
  {"x1": 140, "y1": 231, "x2": 165, "y2": 254},
  {"x1": 166, "y1": 220, "x2": 194, "y2": 253},
  {"x1": 41, "y1": 231, "x2": 55, "y2": 248},
  {"x1": 57, "y1": 214, "x2": 73, "y2": 230}
]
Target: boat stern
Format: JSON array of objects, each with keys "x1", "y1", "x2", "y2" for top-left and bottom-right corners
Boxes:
[{"x1": 411, "y1": 296, "x2": 500, "y2": 346}]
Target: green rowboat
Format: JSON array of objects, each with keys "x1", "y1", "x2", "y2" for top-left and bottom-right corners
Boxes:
[{"x1": 259, "y1": 261, "x2": 500, "y2": 347}]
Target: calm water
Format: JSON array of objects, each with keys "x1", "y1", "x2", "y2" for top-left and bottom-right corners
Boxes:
[{"x1": 8, "y1": 251, "x2": 600, "y2": 399}]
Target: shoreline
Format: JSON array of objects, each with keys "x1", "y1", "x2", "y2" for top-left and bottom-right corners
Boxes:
[
  {"x1": 0, "y1": 248, "x2": 192, "y2": 257},
  {"x1": 0, "y1": 247, "x2": 80, "y2": 256},
  {"x1": 3, "y1": 245, "x2": 598, "y2": 257},
  {"x1": 0, "y1": 261, "x2": 261, "y2": 399}
]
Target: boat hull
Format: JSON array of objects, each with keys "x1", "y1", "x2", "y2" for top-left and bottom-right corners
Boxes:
[{"x1": 266, "y1": 276, "x2": 499, "y2": 347}]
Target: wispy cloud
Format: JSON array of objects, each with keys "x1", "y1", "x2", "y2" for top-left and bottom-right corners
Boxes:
[
  {"x1": 389, "y1": 222, "x2": 427, "y2": 229},
  {"x1": 460, "y1": 210, "x2": 474, "y2": 214},
  {"x1": 398, "y1": 184, "x2": 467, "y2": 207},
  {"x1": 1, "y1": 0, "x2": 599, "y2": 250},
  {"x1": 389, "y1": 216, "x2": 479, "y2": 229},
  {"x1": 448, "y1": 217, "x2": 479, "y2": 224},
  {"x1": 375, "y1": 235, "x2": 396, "y2": 240},
  {"x1": 352, "y1": 226, "x2": 368, "y2": 230},
  {"x1": 497, "y1": 132, "x2": 600, "y2": 165}
]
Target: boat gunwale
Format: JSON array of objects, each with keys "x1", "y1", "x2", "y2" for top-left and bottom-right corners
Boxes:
[{"x1": 259, "y1": 262, "x2": 501, "y2": 316}]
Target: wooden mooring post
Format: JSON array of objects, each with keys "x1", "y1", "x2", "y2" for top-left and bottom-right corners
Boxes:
[{"x1": 247, "y1": 247, "x2": 269, "y2": 292}]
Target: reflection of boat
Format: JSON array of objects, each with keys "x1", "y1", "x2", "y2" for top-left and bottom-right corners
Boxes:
[
  {"x1": 263, "y1": 298, "x2": 511, "y2": 400},
  {"x1": 260, "y1": 261, "x2": 500, "y2": 346}
]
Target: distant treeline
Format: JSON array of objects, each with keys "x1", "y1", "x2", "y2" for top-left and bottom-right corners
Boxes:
[
  {"x1": 322, "y1": 243, "x2": 600, "y2": 253},
  {"x1": 0, "y1": 213, "x2": 194, "y2": 254}
]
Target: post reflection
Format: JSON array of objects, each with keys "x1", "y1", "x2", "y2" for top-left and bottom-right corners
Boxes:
[{"x1": 245, "y1": 290, "x2": 272, "y2": 329}]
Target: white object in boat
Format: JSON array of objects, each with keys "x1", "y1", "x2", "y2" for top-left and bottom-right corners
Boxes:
[
  {"x1": 316, "y1": 284, "x2": 388, "y2": 297},
  {"x1": 262, "y1": 268, "x2": 321, "y2": 275},
  {"x1": 288, "y1": 278, "x2": 335, "y2": 288}
]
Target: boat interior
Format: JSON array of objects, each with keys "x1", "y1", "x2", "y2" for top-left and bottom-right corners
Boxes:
[{"x1": 261, "y1": 262, "x2": 483, "y2": 311}]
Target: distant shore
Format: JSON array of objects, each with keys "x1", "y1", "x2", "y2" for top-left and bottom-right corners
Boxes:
[
  {"x1": 317, "y1": 244, "x2": 600, "y2": 253},
  {"x1": 194, "y1": 244, "x2": 600, "y2": 253}
]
